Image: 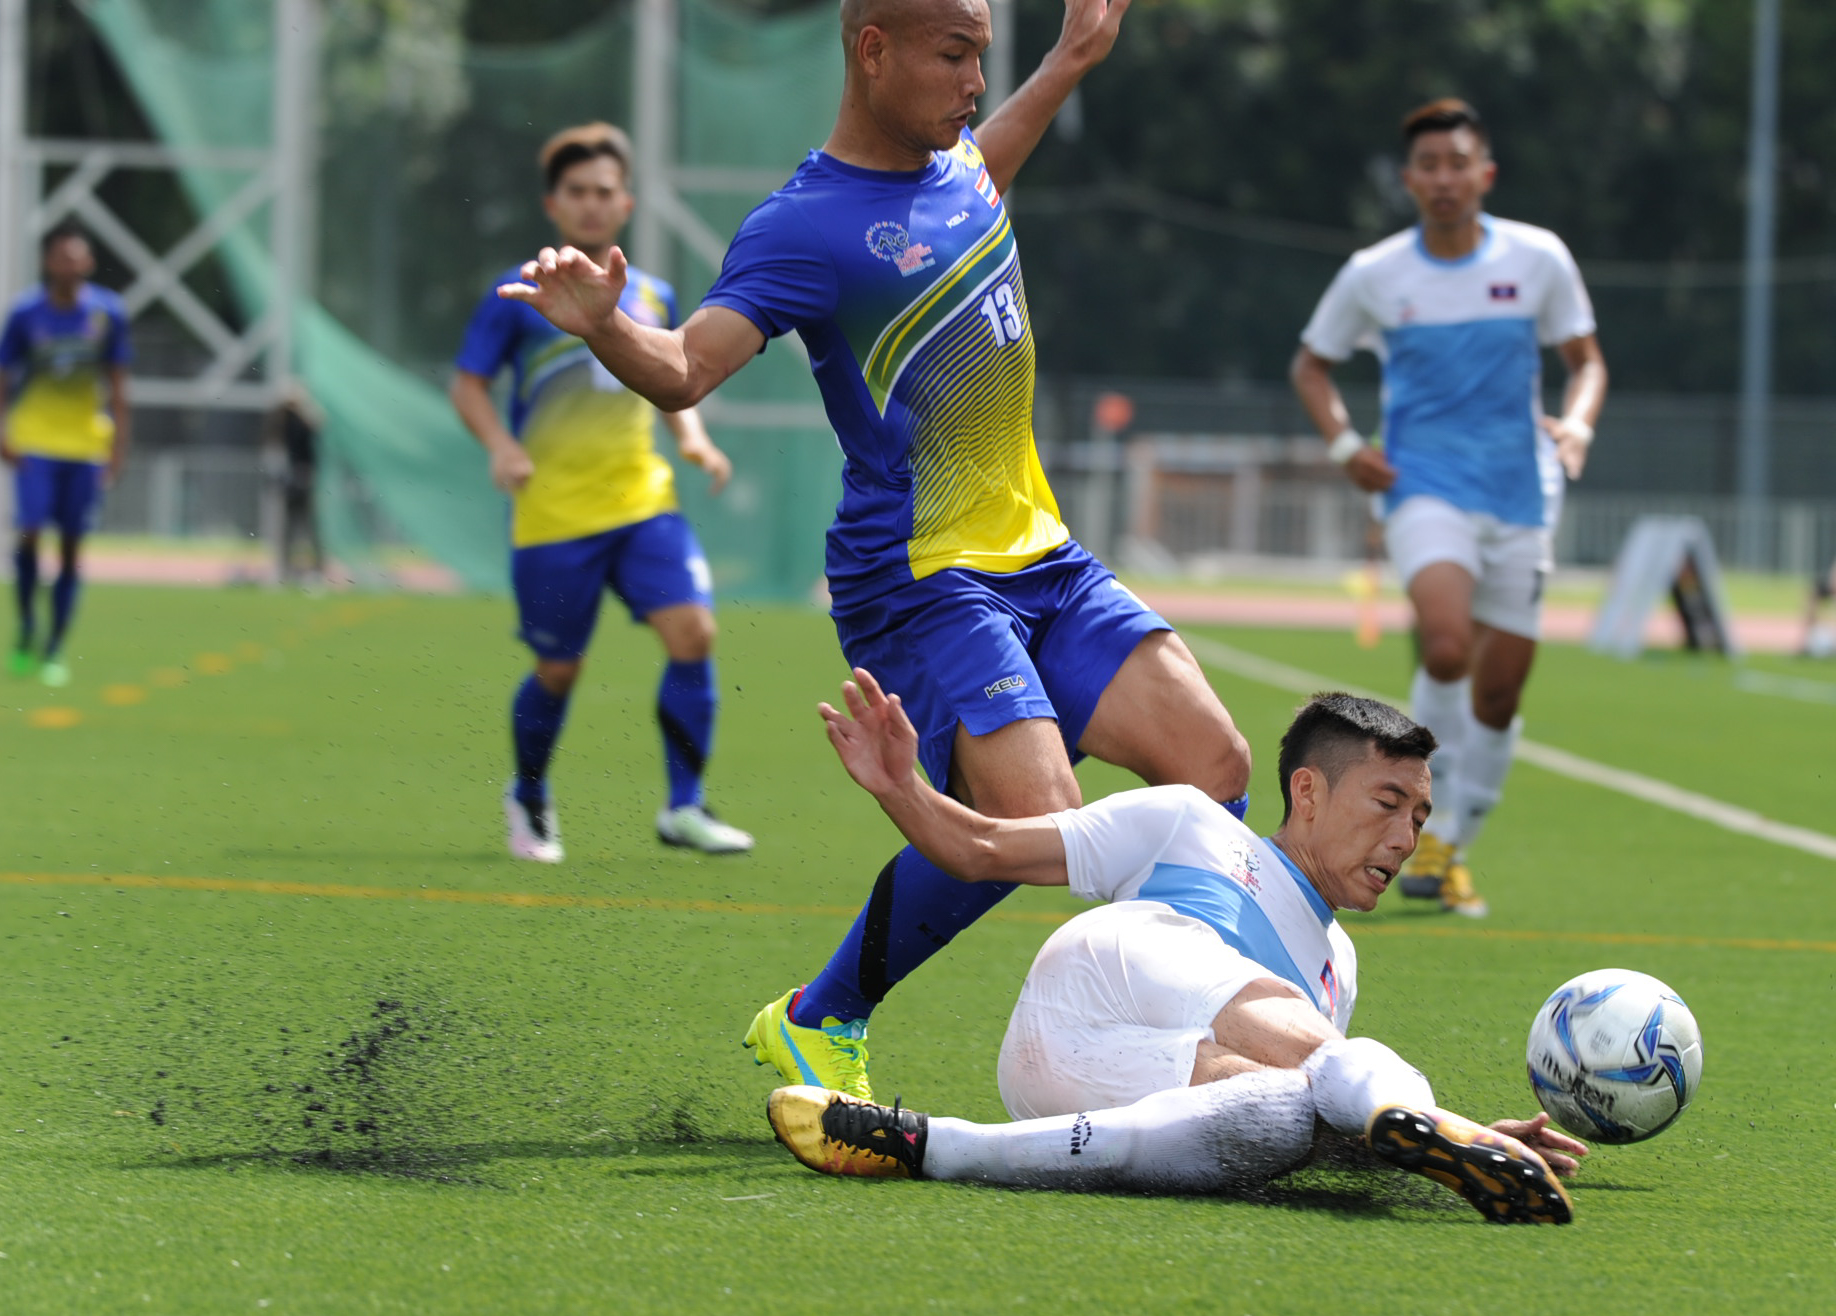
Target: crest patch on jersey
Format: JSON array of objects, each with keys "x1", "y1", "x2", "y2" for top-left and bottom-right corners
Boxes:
[
  {"x1": 1489, "y1": 283, "x2": 1519, "y2": 301},
  {"x1": 865, "y1": 221, "x2": 934, "y2": 277}
]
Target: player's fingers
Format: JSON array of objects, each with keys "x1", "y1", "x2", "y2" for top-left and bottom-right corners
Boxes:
[
  {"x1": 841, "y1": 679, "x2": 871, "y2": 720},
  {"x1": 853, "y1": 667, "x2": 888, "y2": 705},
  {"x1": 605, "y1": 246, "x2": 628, "y2": 277}
]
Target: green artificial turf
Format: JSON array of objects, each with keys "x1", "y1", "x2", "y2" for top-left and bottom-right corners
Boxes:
[{"x1": 2, "y1": 587, "x2": 1833, "y2": 1313}]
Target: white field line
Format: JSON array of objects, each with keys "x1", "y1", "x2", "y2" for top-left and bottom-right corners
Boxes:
[
  {"x1": 1733, "y1": 668, "x2": 1836, "y2": 707},
  {"x1": 1184, "y1": 634, "x2": 1836, "y2": 864}
]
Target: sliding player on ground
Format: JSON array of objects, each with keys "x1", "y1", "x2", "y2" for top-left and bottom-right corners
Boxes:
[
  {"x1": 1291, "y1": 99, "x2": 1608, "y2": 917},
  {"x1": 453, "y1": 122, "x2": 752, "y2": 861},
  {"x1": 769, "y1": 672, "x2": 1585, "y2": 1224},
  {"x1": 1, "y1": 221, "x2": 131, "y2": 688},
  {"x1": 500, "y1": 0, "x2": 1251, "y2": 1095}
]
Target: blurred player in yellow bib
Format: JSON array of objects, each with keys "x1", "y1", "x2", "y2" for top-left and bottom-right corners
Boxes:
[
  {"x1": 452, "y1": 123, "x2": 751, "y2": 861},
  {"x1": 2, "y1": 221, "x2": 131, "y2": 688}
]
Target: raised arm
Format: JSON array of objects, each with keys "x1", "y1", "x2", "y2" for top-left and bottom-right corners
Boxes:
[
  {"x1": 975, "y1": 0, "x2": 1132, "y2": 194},
  {"x1": 658, "y1": 405, "x2": 733, "y2": 495},
  {"x1": 497, "y1": 245, "x2": 764, "y2": 412},
  {"x1": 1542, "y1": 334, "x2": 1608, "y2": 480},
  {"x1": 822, "y1": 668, "x2": 1069, "y2": 886}
]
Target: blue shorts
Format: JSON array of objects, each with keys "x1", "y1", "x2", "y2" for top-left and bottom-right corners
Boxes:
[
  {"x1": 14, "y1": 456, "x2": 105, "y2": 537},
  {"x1": 833, "y1": 540, "x2": 1171, "y2": 791},
  {"x1": 511, "y1": 512, "x2": 713, "y2": 661}
]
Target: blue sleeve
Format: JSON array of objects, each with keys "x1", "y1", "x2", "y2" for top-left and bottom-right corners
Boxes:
[
  {"x1": 454, "y1": 284, "x2": 521, "y2": 377},
  {"x1": 0, "y1": 307, "x2": 26, "y2": 368},
  {"x1": 701, "y1": 193, "x2": 838, "y2": 341},
  {"x1": 104, "y1": 298, "x2": 132, "y2": 366}
]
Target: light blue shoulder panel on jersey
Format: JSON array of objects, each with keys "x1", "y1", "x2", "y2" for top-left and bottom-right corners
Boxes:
[{"x1": 1136, "y1": 862, "x2": 1312, "y2": 1001}]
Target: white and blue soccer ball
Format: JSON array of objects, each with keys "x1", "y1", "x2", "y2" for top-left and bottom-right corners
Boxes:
[{"x1": 1525, "y1": 968, "x2": 1704, "y2": 1145}]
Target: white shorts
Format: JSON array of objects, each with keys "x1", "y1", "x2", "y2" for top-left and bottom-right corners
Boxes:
[
  {"x1": 1385, "y1": 495, "x2": 1553, "y2": 640},
  {"x1": 996, "y1": 901, "x2": 1304, "y2": 1120}
]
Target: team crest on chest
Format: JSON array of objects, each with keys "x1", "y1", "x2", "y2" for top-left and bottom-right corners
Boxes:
[
  {"x1": 1220, "y1": 843, "x2": 1262, "y2": 895},
  {"x1": 865, "y1": 221, "x2": 934, "y2": 277}
]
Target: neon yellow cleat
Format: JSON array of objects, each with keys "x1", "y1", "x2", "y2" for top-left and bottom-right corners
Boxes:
[
  {"x1": 1368, "y1": 1104, "x2": 1571, "y2": 1224},
  {"x1": 768, "y1": 1085, "x2": 927, "y2": 1179},
  {"x1": 743, "y1": 987, "x2": 872, "y2": 1100},
  {"x1": 1439, "y1": 859, "x2": 1490, "y2": 918},
  {"x1": 38, "y1": 658, "x2": 70, "y2": 688},
  {"x1": 9, "y1": 645, "x2": 38, "y2": 678},
  {"x1": 1398, "y1": 831, "x2": 1454, "y2": 900}
]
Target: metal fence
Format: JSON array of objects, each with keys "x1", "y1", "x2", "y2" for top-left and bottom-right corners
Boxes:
[{"x1": 1048, "y1": 435, "x2": 1836, "y2": 578}]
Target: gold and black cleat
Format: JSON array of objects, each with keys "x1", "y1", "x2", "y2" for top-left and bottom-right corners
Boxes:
[
  {"x1": 767, "y1": 1085, "x2": 928, "y2": 1180},
  {"x1": 1398, "y1": 833, "x2": 1455, "y2": 900},
  {"x1": 1367, "y1": 1105, "x2": 1573, "y2": 1225}
]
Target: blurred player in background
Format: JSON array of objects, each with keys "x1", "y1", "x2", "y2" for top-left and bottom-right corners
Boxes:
[
  {"x1": 452, "y1": 122, "x2": 751, "y2": 862},
  {"x1": 767, "y1": 672, "x2": 1582, "y2": 1225},
  {"x1": 1, "y1": 220, "x2": 131, "y2": 689},
  {"x1": 1801, "y1": 554, "x2": 1836, "y2": 658},
  {"x1": 1291, "y1": 99, "x2": 1608, "y2": 917},
  {"x1": 501, "y1": 0, "x2": 1252, "y2": 1099}
]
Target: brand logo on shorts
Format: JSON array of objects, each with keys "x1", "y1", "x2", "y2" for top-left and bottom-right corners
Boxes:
[
  {"x1": 865, "y1": 221, "x2": 934, "y2": 277},
  {"x1": 1489, "y1": 283, "x2": 1519, "y2": 301},
  {"x1": 984, "y1": 674, "x2": 1027, "y2": 699}
]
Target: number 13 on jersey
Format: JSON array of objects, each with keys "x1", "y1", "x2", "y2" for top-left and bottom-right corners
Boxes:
[{"x1": 978, "y1": 284, "x2": 1025, "y2": 345}]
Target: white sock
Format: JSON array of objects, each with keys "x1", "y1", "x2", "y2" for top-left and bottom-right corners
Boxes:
[
  {"x1": 1409, "y1": 668, "x2": 1469, "y2": 844},
  {"x1": 1453, "y1": 715, "x2": 1520, "y2": 851},
  {"x1": 1299, "y1": 1037, "x2": 1436, "y2": 1138},
  {"x1": 921, "y1": 1070, "x2": 1318, "y2": 1193}
]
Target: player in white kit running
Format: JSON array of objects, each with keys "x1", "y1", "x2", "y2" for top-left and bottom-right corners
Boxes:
[
  {"x1": 767, "y1": 670, "x2": 1586, "y2": 1225},
  {"x1": 1291, "y1": 99, "x2": 1609, "y2": 917}
]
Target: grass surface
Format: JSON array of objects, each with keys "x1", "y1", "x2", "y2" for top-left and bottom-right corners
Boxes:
[{"x1": 2, "y1": 586, "x2": 1833, "y2": 1313}]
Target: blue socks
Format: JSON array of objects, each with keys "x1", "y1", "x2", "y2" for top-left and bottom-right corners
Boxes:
[
  {"x1": 12, "y1": 540, "x2": 37, "y2": 649},
  {"x1": 45, "y1": 563, "x2": 80, "y2": 659},
  {"x1": 656, "y1": 658, "x2": 716, "y2": 810},
  {"x1": 791, "y1": 846, "x2": 1017, "y2": 1027},
  {"x1": 511, "y1": 674, "x2": 569, "y2": 807}
]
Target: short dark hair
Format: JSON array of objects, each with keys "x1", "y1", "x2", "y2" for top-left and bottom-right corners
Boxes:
[
  {"x1": 1276, "y1": 692, "x2": 1436, "y2": 823},
  {"x1": 40, "y1": 218, "x2": 91, "y2": 258},
  {"x1": 539, "y1": 121, "x2": 634, "y2": 193},
  {"x1": 1402, "y1": 98, "x2": 1489, "y2": 150}
]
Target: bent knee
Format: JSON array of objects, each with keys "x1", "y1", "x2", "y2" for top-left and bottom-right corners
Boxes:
[{"x1": 535, "y1": 659, "x2": 582, "y2": 695}]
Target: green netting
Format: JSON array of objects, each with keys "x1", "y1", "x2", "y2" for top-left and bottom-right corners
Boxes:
[{"x1": 84, "y1": 0, "x2": 844, "y2": 597}]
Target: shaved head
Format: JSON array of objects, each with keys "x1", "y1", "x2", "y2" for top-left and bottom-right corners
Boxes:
[{"x1": 841, "y1": 0, "x2": 987, "y2": 55}]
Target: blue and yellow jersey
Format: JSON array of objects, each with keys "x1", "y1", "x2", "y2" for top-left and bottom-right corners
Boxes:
[
  {"x1": 0, "y1": 284, "x2": 131, "y2": 463},
  {"x1": 704, "y1": 130, "x2": 1066, "y2": 607},
  {"x1": 456, "y1": 266, "x2": 681, "y2": 548}
]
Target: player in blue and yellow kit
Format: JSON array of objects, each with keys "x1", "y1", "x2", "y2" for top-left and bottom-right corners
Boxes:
[
  {"x1": 502, "y1": 0, "x2": 1252, "y2": 1098},
  {"x1": 453, "y1": 122, "x2": 751, "y2": 862},
  {"x1": 1, "y1": 221, "x2": 131, "y2": 688}
]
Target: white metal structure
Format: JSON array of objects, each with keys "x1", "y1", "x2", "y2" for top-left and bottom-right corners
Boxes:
[{"x1": 0, "y1": 0, "x2": 317, "y2": 412}]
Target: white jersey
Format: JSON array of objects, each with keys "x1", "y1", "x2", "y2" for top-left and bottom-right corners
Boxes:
[
  {"x1": 1301, "y1": 215, "x2": 1595, "y2": 528},
  {"x1": 1048, "y1": 784, "x2": 1357, "y2": 1032}
]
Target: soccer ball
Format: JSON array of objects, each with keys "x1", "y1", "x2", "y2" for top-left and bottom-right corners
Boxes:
[{"x1": 1525, "y1": 969, "x2": 1704, "y2": 1144}]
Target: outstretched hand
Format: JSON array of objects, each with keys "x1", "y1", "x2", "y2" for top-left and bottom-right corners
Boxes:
[
  {"x1": 819, "y1": 667, "x2": 921, "y2": 799},
  {"x1": 1054, "y1": 0, "x2": 1134, "y2": 71},
  {"x1": 498, "y1": 244, "x2": 631, "y2": 341},
  {"x1": 1489, "y1": 1112, "x2": 1589, "y2": 1177}
]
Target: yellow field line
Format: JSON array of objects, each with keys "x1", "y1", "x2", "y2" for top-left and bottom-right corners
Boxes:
[{"x1": 3, "y1": 870, "x2": 1831, "y2": 955}]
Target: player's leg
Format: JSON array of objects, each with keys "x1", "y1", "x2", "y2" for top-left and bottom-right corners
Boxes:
[
  {"x1": 1387, "y1": 497, "x2": 1483, "y2": 904},
  {"x1": 1445, "y1": 520, "x2": 1545, "y2": 872},
  {"x1": 1034, "y1": 561, "x2": 1251, "y2": 812},
  {"x1": 10, "y1": 456, "x2": 51, "y2": 675},
  {"x1": 1075, "y1": 633, "x2": 1251, "y2": 804},
  {"x1": 746, "y1": 581, "x2": 1077, "y2": 1096},
  {"x1": 614, "y1": 513, "x2": 751, "y2": 853},
  {"x1": 503, "y1": 532, "x2": 612, "y2": 862},
  {"x1": 38, "y1": 459, "x2": 102, "y2": 686}
]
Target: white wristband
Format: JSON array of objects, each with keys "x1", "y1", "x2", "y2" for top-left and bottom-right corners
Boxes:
[
  {"x1": 1562, "y1": 417, "x2": 1595, "y2": 445},
  {"x1": 1326, "y1": 428, "x2": 1366, "y2": 464}
]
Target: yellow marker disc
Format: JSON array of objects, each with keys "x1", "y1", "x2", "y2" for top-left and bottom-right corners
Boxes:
[
  {"x1": 26, "y1": 707, "x2": 83, "y2": 729},
  {"x1": 101, "y1": 684, "x2": 147, "y2": 706}
]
